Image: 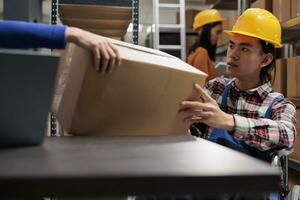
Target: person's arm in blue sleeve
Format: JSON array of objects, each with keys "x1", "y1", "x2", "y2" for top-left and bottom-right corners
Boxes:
[
  {"x1": 0, "y1": 20, "x2": 121, "y2": 73},
  {"x1": 0, "y1": 20, "x2": 66, "y2": 49}
]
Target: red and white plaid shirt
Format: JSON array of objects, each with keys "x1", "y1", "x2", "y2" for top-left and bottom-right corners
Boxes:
[{"x1": 201, "y1": 77, "x2": 297, "y2": 151}]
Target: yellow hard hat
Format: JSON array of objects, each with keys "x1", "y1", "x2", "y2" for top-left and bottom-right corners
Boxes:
[
  {"x1": 224, "y1": 8, "x2": 282, "y2": 48},
  {"x1": 193, "y1": 9, "x2": 227, "y2": 31}
]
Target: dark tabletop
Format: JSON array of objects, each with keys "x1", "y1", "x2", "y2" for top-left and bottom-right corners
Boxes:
[{"x1": 0, "y1": 135, "x2": 280, "y2": 198}]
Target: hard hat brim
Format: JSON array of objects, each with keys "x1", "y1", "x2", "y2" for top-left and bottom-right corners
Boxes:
[{"x1": 224, "y1": 30, "x2": 283, "y2": 48}]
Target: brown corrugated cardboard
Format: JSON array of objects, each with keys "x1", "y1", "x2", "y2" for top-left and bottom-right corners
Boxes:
[
  {"x1": 186, "y1": 35, "x2": 198, "y2": 54},
  {"x1": 60, "y1": 18, "x2": 131, "y2": 30},
  {"x1": 289, "y1": 109, "x2": 300, "y2": 163},
  {"x1": 176, "y1": 10, "x2": 200, "y2": 29},
  {"x1": 290, "y1": 136, "x2": 300, "y2": 163},
  {"x1": 287, "y1": 56, "x2": 300, "y2": 97},
  {"x1": 273, "y1": 59, "x2": 287, "y2": 96},
  {"x1": 52, "y1": 39, "x2": 207, "y2": 136},
  {"x1": 290, "y1": 98, "x2": 300, "y2": 108},
  {"x1": 58, "y1": 4, "x2": 132, "y2": 20},
  {"x1": 58, "y1": 4, "x2": 132, "y2": 38},
  {"x1": 250, "y1": 0, "x2": 273, "y2": 11},
  {"x1": 273, "y1": 0, "x2": 291, "y2": 22},
  {"x1": 218, "y1": 12, "x2": 238, "y2": 47},
  {"x1": 291, "y1": 0, "x2": 300, "y2": 18}
]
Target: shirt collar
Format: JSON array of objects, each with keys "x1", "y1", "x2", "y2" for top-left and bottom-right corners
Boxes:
[{"x1": 231, "y1": 80, "x2": 273, "y2": 99}]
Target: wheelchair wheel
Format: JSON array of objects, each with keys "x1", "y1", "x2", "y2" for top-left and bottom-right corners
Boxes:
[{"x1": 288, "y1": 185, "x2": 300, "y2": 200}]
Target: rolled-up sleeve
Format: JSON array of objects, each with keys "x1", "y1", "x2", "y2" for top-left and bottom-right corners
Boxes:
[{"x1": 233, "y1": 100, "x2": 296, "y2": 151}]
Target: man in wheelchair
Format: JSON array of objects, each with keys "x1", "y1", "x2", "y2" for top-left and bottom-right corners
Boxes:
[{"x1": 179, "y1": 8, "x2": 297, "y2": 200}]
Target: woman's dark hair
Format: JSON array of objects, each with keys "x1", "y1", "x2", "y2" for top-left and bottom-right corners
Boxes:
[
  {"x1": 189, "y1": 21, "x2": 221, "y2": 61},
  {"x1": 259, "y1": 39, "x2": 276, "y2": 84}
]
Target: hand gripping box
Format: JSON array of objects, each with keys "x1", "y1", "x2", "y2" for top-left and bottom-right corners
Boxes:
[{"x1": 51, "y1": 39, "x2": 207, "y2": 136}]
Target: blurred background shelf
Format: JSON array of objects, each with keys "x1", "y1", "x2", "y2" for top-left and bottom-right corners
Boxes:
[
  {"x1": 282, "y1": 16, "x2": 300, "y2": 43},
  {"x1": 58, "y1": 0, "x2": 132, "y2": 7},
  {"x1": 289, "y1": 97, "x2": 300, "y2": 108},
  {"x1": 58, "y1": 4, "x2": 132, "y2": 39}
]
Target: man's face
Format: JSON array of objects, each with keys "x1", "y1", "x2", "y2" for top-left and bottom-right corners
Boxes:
[{"x1": 226, "y1": 34, "x2": 265, "y2": 80}]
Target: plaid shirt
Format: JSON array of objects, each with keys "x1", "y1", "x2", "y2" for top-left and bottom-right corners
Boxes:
[{"x1": 198, "y1": 77, "x2": 297, "y2": 151}]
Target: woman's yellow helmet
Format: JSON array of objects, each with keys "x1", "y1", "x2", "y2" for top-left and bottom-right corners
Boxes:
[{"x1": 193, "y1": 9, "x2": 227, "y2": 32}]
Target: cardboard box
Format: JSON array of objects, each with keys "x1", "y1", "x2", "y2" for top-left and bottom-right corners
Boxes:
[
  {"x1": 227, "y1": 12, "x2": 238, "y2": 30},
  {"x1": 290, "y1": 136, "x2": 300, "y2": 163},
  {"x1": 251, "y1": 0, "x2": 273, "y2": 11},
  {"x1": 287, "y1": 56, "x2": 300, "y2": 98},
  {"x1": 296, "y1": 109, "x2": 300, "y2": 132},
  {"x1": 273, "y1": 59, "x2": 287, "y2": 96},
  {"x1": 59, "y1": 4, "x2": 132, "y2": 20},
  {"x1": 186, "y1": 35, "x2": 198, "y2": 54},
  {"x1": 273, "y1": 0, "x2": 291, "y2": 22},
  {"x1": 52, "y1": 40, "x2": 207, "y2": 136},
  {"x1": 217, "y1": 12, "x2": 238, "y2": 47},
  {"x1": 59, "y1": 4, "x2": 132, "y2": 38},
  {"x1": 291, "y1": 0, "x2": 300, "y2": 18},
  {"x1": 176, "y1": 9, "x2": 200, "y2": 29},
  {"x1": 289, "y1": 109, "x2": 300, "y2": 163}
]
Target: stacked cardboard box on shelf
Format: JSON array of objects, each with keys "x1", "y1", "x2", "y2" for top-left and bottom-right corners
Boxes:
[
  {"x1": 287, "y1": 56, "x2": 300, "y2": 98},
  {"x1": 286, "y1": 56, "x2": 300, "y2": 164},
  {"x1": 250, "y1": 0, "x2": 273, "y2": 11},
  {"x1": 217, "y1": 11, "x2": 238, "y2": 47},
  {"x1": 177, "y1": 10, "x2": 200, "y2": 55},
  {"x1": 289, "y1": 109, "x2": 300, "y2": 164},
  {"x1": 273, "y1": 59, "x2": 287, "y2": 96},
  {"x1": 273, "y1": 0, "x2": 291, "y2": 22},
  {"x1": 59, "y1": 4, "x2": 132, "y2": 39},
  {"x1": 291, "y1": 0, "x2": 300, "y2": 18},
  {"x1": 186, "y1": 35, "x2": 198, "y2": 55},
  {"x1": 176, "y1": 9, "x2": 201, "y2": 29}
]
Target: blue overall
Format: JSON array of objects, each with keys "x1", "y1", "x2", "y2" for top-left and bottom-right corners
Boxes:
[
  {"x1": 208, "y1": 80, "x2": 284, "y2": 162},
  {"x1": 208, "y1": 80, "x2": 284, "y2": 200}
]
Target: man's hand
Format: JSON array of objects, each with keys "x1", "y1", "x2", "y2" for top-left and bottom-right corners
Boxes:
[{"x1": 179, "y1": 83, "x2": 235, "y2": 131}]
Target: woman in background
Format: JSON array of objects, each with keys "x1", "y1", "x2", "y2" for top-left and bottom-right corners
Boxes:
[{"x1": 188, "y1": 9, "x2": 226, "y2": 83}]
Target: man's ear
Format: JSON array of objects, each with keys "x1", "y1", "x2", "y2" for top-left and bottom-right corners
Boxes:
[{"x1": 261, "y1": 53, "x2": 273, "y2": 68}]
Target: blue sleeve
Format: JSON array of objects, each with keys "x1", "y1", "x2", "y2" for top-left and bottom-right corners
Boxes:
[{"x1": 0, "y1": 20, "x2": 67, "y2": 49}]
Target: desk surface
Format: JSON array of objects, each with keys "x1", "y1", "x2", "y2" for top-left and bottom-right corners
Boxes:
[{"x1": 0, "y1": 136, "x2": 280, "y2": 198}]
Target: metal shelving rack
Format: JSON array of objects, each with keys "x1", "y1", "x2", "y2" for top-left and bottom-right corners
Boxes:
[
  {"x1": 281, "y1": 16, "x2": 300, "y2": 172},
  {"x1": 50, "y1": 0, "x2": 139, "y2": 136},
  {"x1": 132, "y1": 0, "x2": 139, "y2": 45},
  {"x1": 153, "y1": 0, "x2": 186, "y2": 61},
  {"x1": 50, "y1": 0, "x2": 58, "y2": 137},
  {"x1": 282, "y1": 16, "x2": 300, "y2": 49}
]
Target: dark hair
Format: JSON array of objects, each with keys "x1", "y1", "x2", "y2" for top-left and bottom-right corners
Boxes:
[
  {"x1": 189, "y1": 22, "x2": 221, "y2": 61},
  {"x1": 259, "y1": 39, "x2": 276, "y2": 84}
]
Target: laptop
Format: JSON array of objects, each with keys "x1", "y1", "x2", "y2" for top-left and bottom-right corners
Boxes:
[{"x1": 0, "y1": 51, "x2": 58, "y2": 147}]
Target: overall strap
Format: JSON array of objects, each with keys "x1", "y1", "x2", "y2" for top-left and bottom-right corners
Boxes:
[
  {"x1": 264, "y1": 95, "x2": 285, "y2": 119},
  {"x1": 220, "y1": 79, "x2": 234, "y2": 111}
]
